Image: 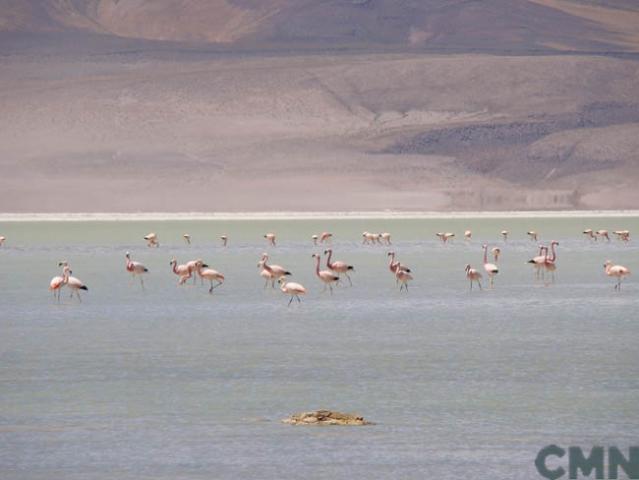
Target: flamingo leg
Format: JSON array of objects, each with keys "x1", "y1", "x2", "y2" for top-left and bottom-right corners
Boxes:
[
  {"x1": 478, "y1": 280, "x2": 483, "y2": 291},
  {"x1": 288, "y1": 295, "x2": 294, "y2": 306},
  {"x1": 76, "y1": 291, "x2": 82, "y2": 303},
  {"x1": 140, "y1": 276, "x2": 145, "y2": 290},
  {"x1": 345, "y1": 272, "x2": 353, "y2": 286},
  {"x1": 296, "y1": 294, "x2": 301, "y2": 303}
]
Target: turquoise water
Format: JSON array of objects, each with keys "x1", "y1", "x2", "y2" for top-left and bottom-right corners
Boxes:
[{"x1": 0, "y1": 217, "x2": 637, "y2": 479}]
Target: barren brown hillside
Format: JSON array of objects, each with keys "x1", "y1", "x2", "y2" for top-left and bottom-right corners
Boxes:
[{"x1": 0, "y1": 1, "x2": 638, "y2": 211}]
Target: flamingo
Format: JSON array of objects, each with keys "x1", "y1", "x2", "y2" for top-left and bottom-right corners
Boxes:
[
  {"x1": 49, "y1": 262, "x2": 69, "y2": 303},
  {"x1": 501, "y1": 230, "x2": 509, "y2": 241},
  {"x1": 395, "y1": 262, "x2": 413, "y2": 291},
  {"x1": 319, "y1": 232, "x2": 333, "y2": 243},
  {"x1": 387, "y1": 251, "x2": 411, "y2": 285},
  {"x1": 125, "y1": 252, "x2": 148, "y2": 289},
  {"x1": 259, "y1": 253, "x2": 291, "y2": 288},
  {"x1": 491, "y1": 247, "x2": 501, "y2": 263},
  {"x1": 0, "y1": 236, "x2": 5, "y2": 246},
  {"x1": 183, "y1": 259, "x2": 202, "y2": 284},
  {"x1": 464, "y1": 230, "x2": 472, "y2": 241},
  {"x1": 465, "y1": 264, "x2": 483, "y2": 291},
  {"x1": 603, "y1": 260, "x2": 631, "y2": 290},
  {"x1": 220, "y1": 235, "x2": 228, "y2": 247},
  {"x1": 170, "y1": 258, "x2": 192, "y2": 285},
  {"x1": 362, "y1": 232, "x2": 379, "y2": 245},
  {"x1": 543, "y1": 240, "x2": 559, "y2": 283},
  {"x1": 65, "y1": 269, "x2": 88, "y2": 302},
  {"x1": 482, "y1": 244, "x2": 499, "y2": 288},
  {"x1": 312, "y1": 234, "x2": 319, "y2": 245},
  {"x1": 380, "y1": 232, "x2": 392, "y2": 245},
  {"x1": 195, "y1": 260, "x2": 225, "y2": 293},
  {"x1": 264, "y1": 233, "x2": 276, "y2": 246},
  {"x1": 436, "y1": 232, "x2": 455, "y2": 244},
  {"x1": 583, "y1": 229, "x2": 597, "y2": 241},
  {"x1": 312, "y1": 253, "x2": 339, "y2": 293},
  {"x1": 144, "y1": 233, "x2": 159, "y2": 248},
  {"x1": 258, "y1": 259, "x2": 277, "y2": 288},
  {"x1": 527, "y1": 231, "x2": 539, "y2": 241},
  {"x1": 183, "y1": 234, "x2": 191, "y2": 245},
  {"x1": 613, "y1": 230, "x2": 630, "y2": 242},
  {"x1": 527, "y1": 245, "x2": 548, "y2": 280},
  {"x1": 278, "y1": 277, "x2": 306, "y2": 306},
  {"x1": 324, "y1": 249, "x2": 355, "y2": 286},
  {"x1": 596, "y1": 230, "x2": 610, "y2": 242}
]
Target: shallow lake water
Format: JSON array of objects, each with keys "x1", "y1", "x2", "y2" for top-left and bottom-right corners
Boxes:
[{"x1": 0, "y1": 215, "x2": 637, "y2": 479}]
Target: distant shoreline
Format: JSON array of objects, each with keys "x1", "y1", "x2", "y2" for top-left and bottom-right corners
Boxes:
[{"x1": 1, "y1": 211, "x2": 639, "y2": 221}]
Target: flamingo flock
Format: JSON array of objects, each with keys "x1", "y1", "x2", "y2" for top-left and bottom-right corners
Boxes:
[{"x1": 38, "y1": 226, "x2": 633, "y2": 305}]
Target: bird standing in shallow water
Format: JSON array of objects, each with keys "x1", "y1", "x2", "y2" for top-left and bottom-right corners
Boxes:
[
  {"x1": 482, "y1": 244, "x2": 499, "y2": 288},
  {"x1": 603, "y1": 260, "x2": 631, "y2": 290}
]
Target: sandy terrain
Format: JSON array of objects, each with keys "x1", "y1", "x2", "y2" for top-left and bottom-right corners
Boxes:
[{"x1": 1, "y1": 1, "x2": 638, "y2": 212}]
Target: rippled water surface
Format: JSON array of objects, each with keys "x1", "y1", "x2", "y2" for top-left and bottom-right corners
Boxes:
[{"x1": 1, "y1": 216, "x2": 638, "y2": 479}]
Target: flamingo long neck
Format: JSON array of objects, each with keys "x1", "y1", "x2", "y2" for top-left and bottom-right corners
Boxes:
[
  {"x1": 315, "y1": 256, "x2": 321, "y2": 276},
  {"x1": 326, "y1": 250, "x2": 333, "y2": 268},
  {"x1": 126, "y1": 258, "x2": 133, "y2": 271},
  {"x1": 483, "y1": 246, "x2": 488, "y2": 264},
  {"x1": 548, "y1": 243, "x2": 557, "y2": 262},
  {"x1": 172, "y1": 262, "x2": 178, "y2": 274},
  {"x1": 388, "y1": 253, "x2": 396, "y2": 270}
]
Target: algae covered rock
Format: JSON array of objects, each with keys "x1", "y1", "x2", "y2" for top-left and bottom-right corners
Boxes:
[{"x1": 282, "y1": 410, "x2": 371, "y2": 426}]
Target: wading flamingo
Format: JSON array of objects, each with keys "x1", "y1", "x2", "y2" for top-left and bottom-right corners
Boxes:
[
  {"x1": 501, "y1": 230, "x2": 509, "y2": 241},
  {"x1": 264, "y1": 233, "x2": 277, "y2": 246},
  {"x1": 482, "y1": 244, "x2": 499, "y2": 288},
  {"x1": 183, "y1": 234, "x2": 191, "y2": 245},
  {"x1": 324, "y1": 249, "x2": 355, "y2": 286},
  {"x1": 491, "y1": 247, "x2": 501, "y2": 263},
  {"x1": 543, "y1": 241, "x2": 559, "y2": 283},
  {"x1": 49, "y1": 262, "x2": 69, "y2": 303},
  {"x1": 144, "y1": 233, "x2": 159, "y2": 248},
  {"x1": 527, "y1": 231, "x2": 539, "y2": 241},
  {"x1": 362, "y1": 232, "x2": 380, "y2": 245},
  {"x1": 0, "y1": 236, "x2": 5, "y2": 246},
  {"x1": 380, "y1": 232, "x2": 392, "y2": 245},
  {"x1": 387, "y1": 251, "x2": 411, "y2": 285},
  {"x1": 65, "y1": 269, "x2": 88, "y2": 302},
  {"x1": 259, "y1": 253, "x2": 291, "y2": 288},
  {"x1": 312, "y1": 235, "x2": 319, "y2": 245},
  {"x1": 613, "y1": 230, "x2": 630, "y2": 242},
  {"x1": 170, "y1": 258, "x2": 192, "y2": 285},
  {"x1": 184, "y1": 259, "x2": 202, "y2": 285},
  {"x1": 320, "y1": 232, "x2": 333, "y2": 243},
  {"x1": 527, "y1": 245, "x2": 548, "y2": 280},
  {"x1": 278, "y1": 277, "x2": 306, "y2": 306},
  {"x1": 258, "y1": 259, "x2": 276, "y2": 288},
  {"x1": 436, "y1": 232, "x2": 455, "y2": 244},
  {"x1": 596, "y1": 230, "x2": 610, "y2": 242},
  {"x1": 464, "y1": 230, "x2": 472, "y2": 241},
  {"x1": 220, "y1": 235, "x2": 228, "y2": 247},
  {"x1": 603, "y1": 260, "x2": 631, "y2": 290},
  {"x1": 312, "y1": 253, "x2": 339, "y2": 293},
  {"x1": 465, "y1": 264, "x2": 483, "y2": 291},
  {"x1": 196, "y1": 260, "x2": 225, "y2": 293},
  {"x1": 125, "y1": 252, "x2": 148, "y2": 289},
  {"x1": 395, "y1": 263, "x2": 413, "y2": 291},
  {"x1": 583, "y1": 229, "x2": 596, "y2": 241}
]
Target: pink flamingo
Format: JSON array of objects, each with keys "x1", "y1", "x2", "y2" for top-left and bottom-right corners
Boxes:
[
  {"x1": 436, "y1": 232, "x2": 455, "y2": 244},
  {"x1": 395, "y1": 262, "x2": 413, "y2": 291},
  {"x1": 501, "y1": 230, "x2": 509, "y2": 241},
  {"x1": 144, "y1": 232, "x2": 159, "y2": 247},
  {"x1": 613, "y1": 230, "x2": 630, "y2": 242},
  {"x1": 596, "y1": 230, "x2": 610, "y2": 242},
  {"x1": 279, "y1": 277, "x2": 306, "y2": 306},
  {"x1": 183, "y1": 234, "x2": 191, "y2": 245},
  {"x1": 258, "y1": 259, "x2": 276, "y2": 288},
  {"x1": 220, "y1": 235, "x2": 228, "y2": 247},
  {"x1": 465, "y1": 264, "x2": 483, "y2": 291},
  {"x1": 380, "y1": 232, "x2": 392, "y2": 245},
  {"x1": 324, "y1": 248, "x2": 354, "y2": 286},
  {"x1": 387, "y1": 251, "x2": 411, "y2": 284},
  {"x1": 528, "y1": 245, "x2": 548, "y2": 280},
  {"x1": 482, "y1": 244, "x2": 499, "y2": 288},
  {"x1": 362, "y1": 232, "x2": 379, "y2": 245},
  {"x1": 527, "y1": 231, "x2": 539, "y2": 241},
  {"x1": 491, "y1": 247, "x2": 501, "y2": 263},
  {"x1": 259, "y1": 253, "x2": 291, "y2": 288},
  {"x1": 125, "y1": 252, "x2": 148, "y2": 289},
  {"x1": 583, "y1": 229, "x2": 596, "y2": 241},
  {"x1": 603, "y1": 260, "x2": 631, "y2": 290},
  {"x1": 195, "y1": 260, "x2": 225, "y2": 293},
  {"x1": 65, "y1": 269, "x2": 88, "y2": 302},
  {"x1": 312, "y1": 253, "x2": 339, "y2": 293},
  {"x1": 49, "y1": 262, "x2": 69, "y2": 303},
  {"x1": 312, "y1": 235, "x2": 319, "y2": 245},
  {"x1": 264, "y1": 233, "x2": 276, "y2": 246},
  {"x1": 170, "y1": 258, "x2": 192, "y2": 285},
  {"x1": 543, "y1": 241, "x2": 559, "y2": 283},
  {"x1": 464, "y1": 230, "x2": 472, "y2": 241},
  {"x1": 0, "y1": 236, "x2": 5, "y2": 246},
  {"x1": 319, "y1": 232, "x2": 333, "y2": 243}
]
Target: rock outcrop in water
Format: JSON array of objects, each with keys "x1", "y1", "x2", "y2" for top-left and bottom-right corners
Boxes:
[{"x1": 282, "y1": 410, "x2": 371, "y2": 426}]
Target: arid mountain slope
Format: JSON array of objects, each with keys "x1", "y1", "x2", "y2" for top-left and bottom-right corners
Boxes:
[{"x1": 2, "y1": 0, "x2": 639, "y2": 52}]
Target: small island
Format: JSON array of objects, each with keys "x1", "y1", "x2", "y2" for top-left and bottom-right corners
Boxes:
[{"x1": 282, "y1": 410, "x2": 372, "y2": 426}]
